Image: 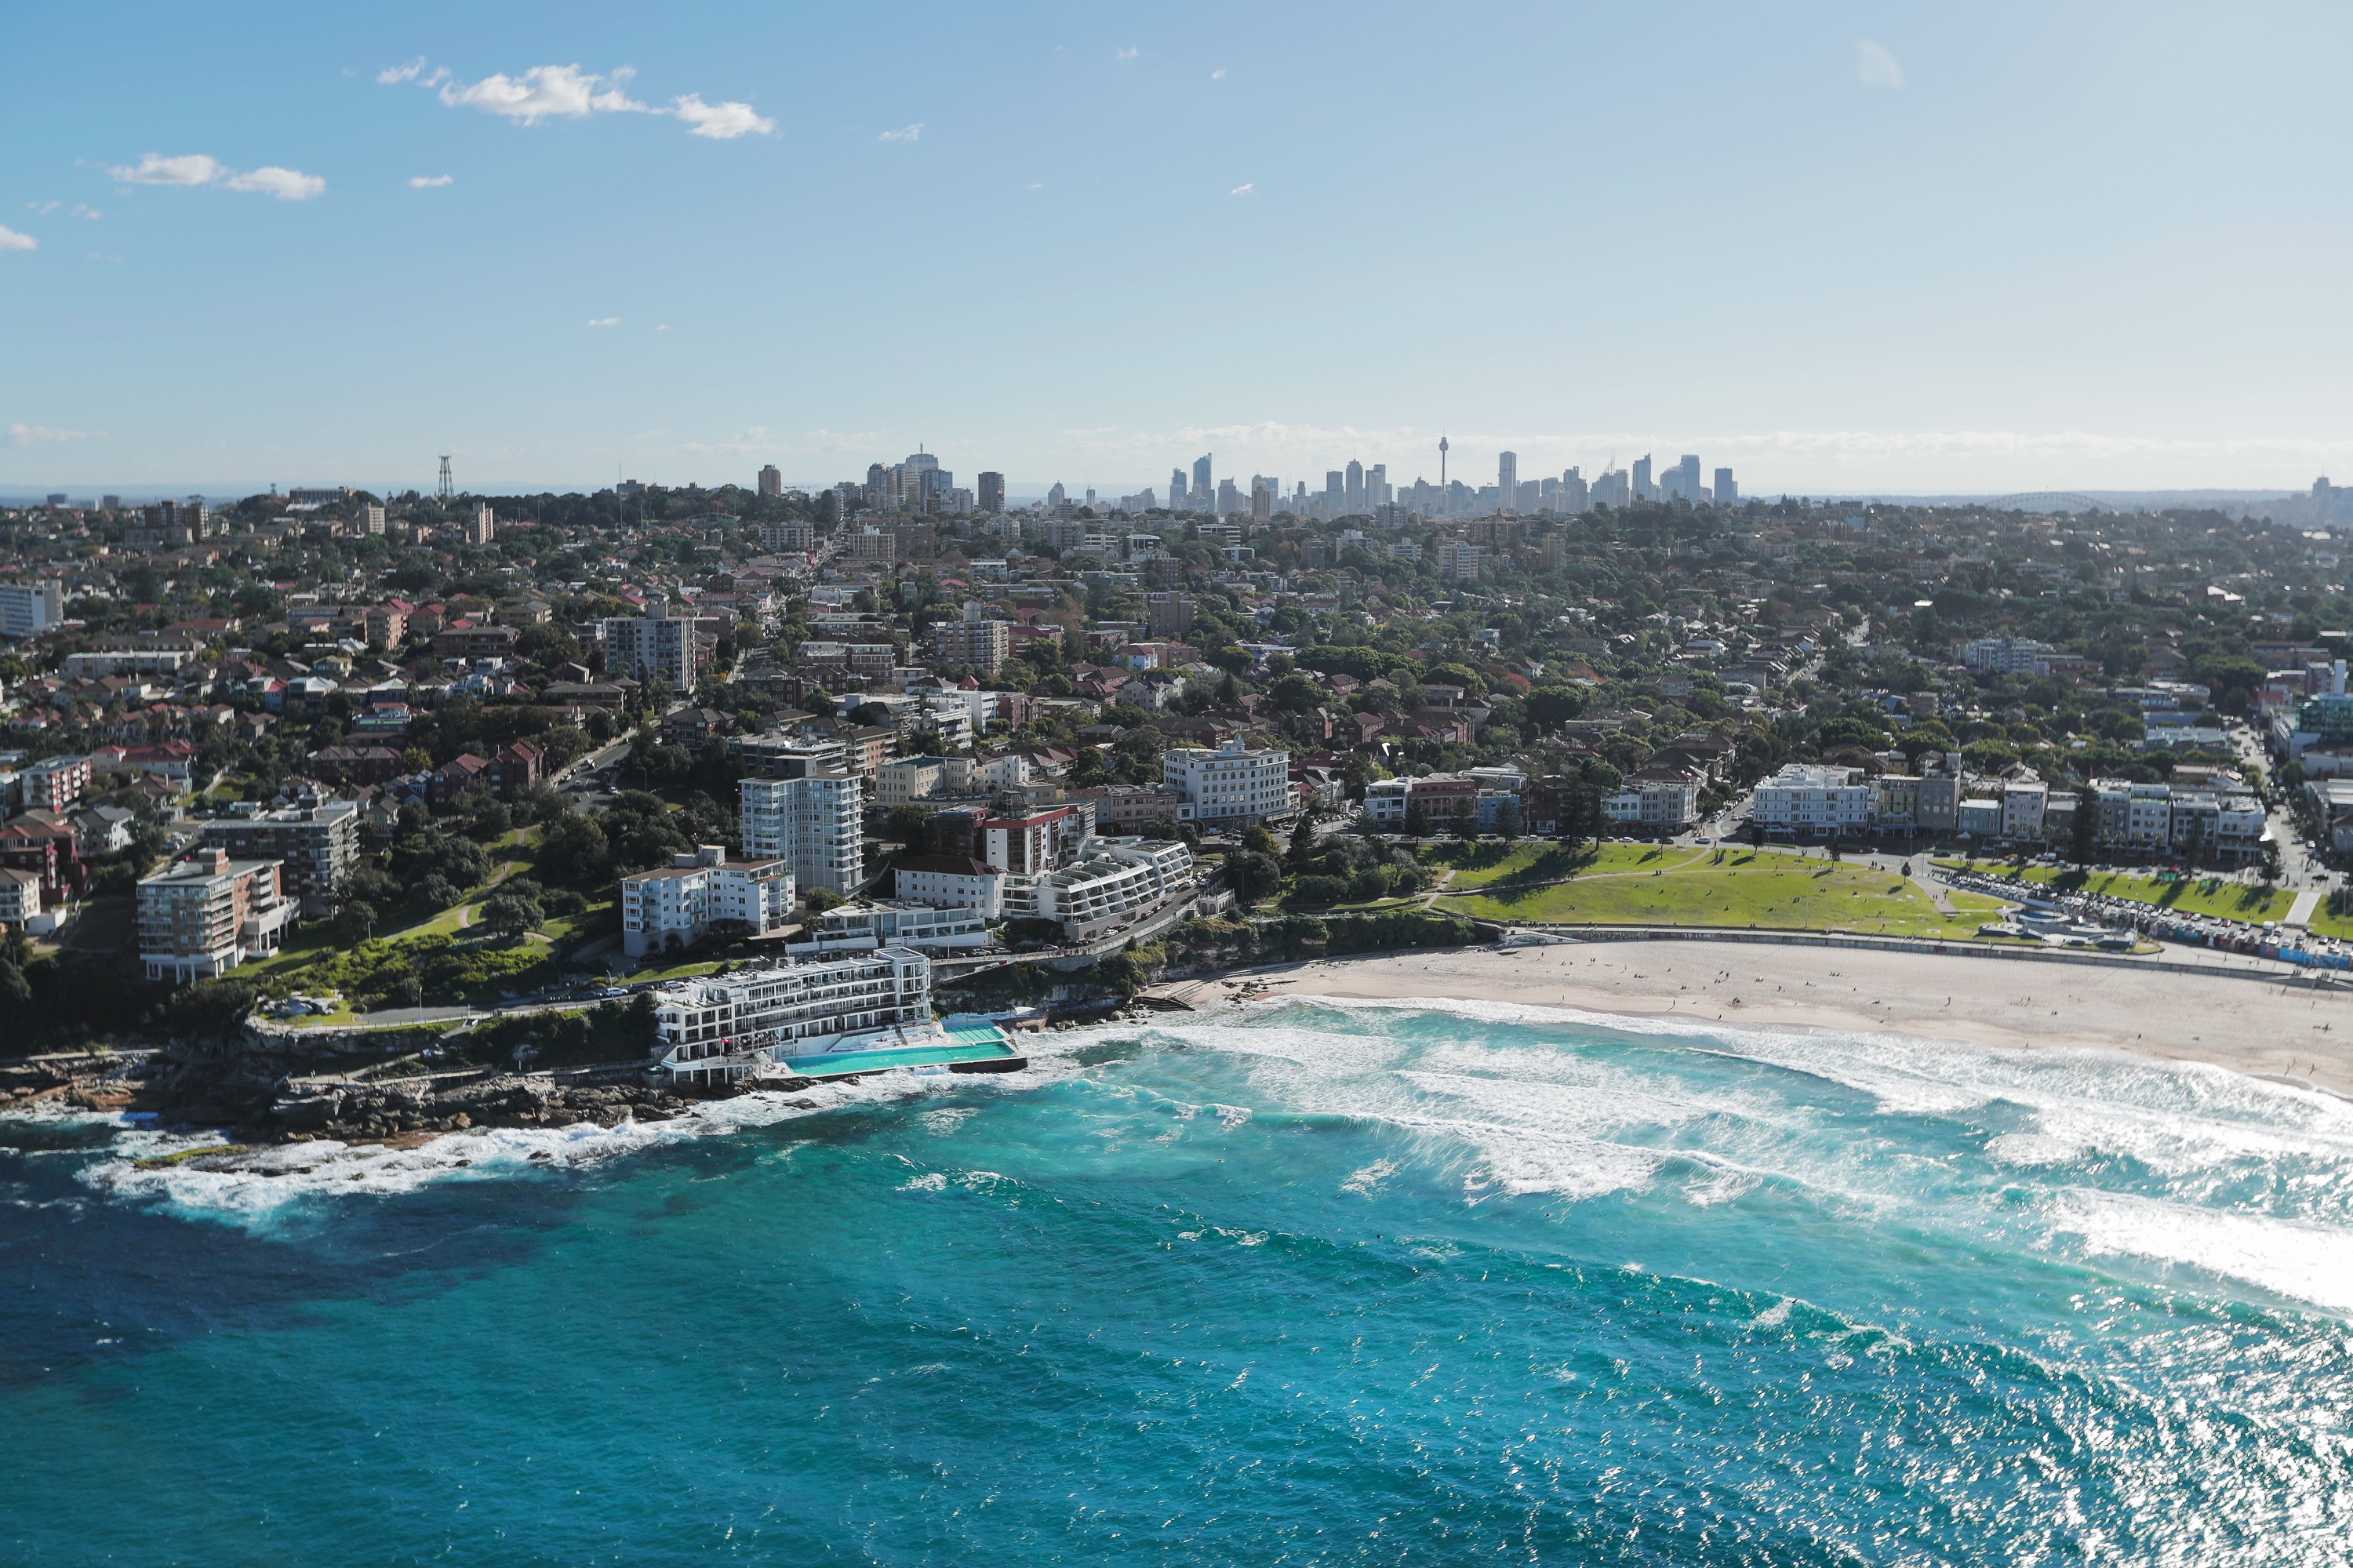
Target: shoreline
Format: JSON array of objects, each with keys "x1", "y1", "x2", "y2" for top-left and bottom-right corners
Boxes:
[{"x1": 1157, "y1": 939, "x2": 2353, "y2": 1099}]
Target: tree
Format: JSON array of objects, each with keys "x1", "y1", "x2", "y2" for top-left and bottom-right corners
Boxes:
[
  {"x1": 804, "y1": 887, "x2": 845, "y2": 915},
  {"x1": 2071, "y1": 788, "x2": 2100, "y2": 865},
  {"x1": 887, "y1": 804, "x2": 930, "y2": 846},
  {"x1": 1493, "y1": 799, "x2": 1522, "y2": 842},
  {"x1": 480, "y1": 893, "x2": 544, "y2": 940},
  {"x1": 1270, "y1": 673, "x2": 1323, "y2": 714},
  {"x1": 1224, "y1": 850, "x2": 1284, "y2": 905},
  {"x1": 1286, "y1": 815, "x2": 1319, "y2": 868},
  {"x1": 1402, "y1": 801, "x2": 1431, "y2": 841},
  {"x1": 1240, "y1": 824, "x2": 1279, "y2": 857},
  {"x1": 333, "y1": 900, "x2": 378, "y2": 945},
  {"x1": 1749, "y1": 819, "x2": 1766, "y2": 850}
]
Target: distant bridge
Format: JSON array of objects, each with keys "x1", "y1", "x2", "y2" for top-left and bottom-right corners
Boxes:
[{"x1": 1980, "y1": 492, "x2": 2111, "y2": 515}]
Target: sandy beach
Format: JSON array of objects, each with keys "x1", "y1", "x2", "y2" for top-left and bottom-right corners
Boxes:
[{"x1": 1159, "y1": 940, "x2": 2353, "y2": 1098}]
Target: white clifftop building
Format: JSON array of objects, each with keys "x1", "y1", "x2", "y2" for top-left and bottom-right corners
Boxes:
[
  {"x1": 620, "y1": 845, "x2": 795, "y2": 959},
  {"x1": 1162, "y1": 735, "x2": 1294, "y2": 824},
  {"x1": 652, "y1": 947, "x2": 933, "y2": 1084},
  {"x1": 740, "y1": 766, "x2": 865, "y2": 896}
]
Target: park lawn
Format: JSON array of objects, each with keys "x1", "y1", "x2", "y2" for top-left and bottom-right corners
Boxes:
[
  {"x1": 2009, "y1": 867, "x2": 2295, "y2": 922},
  {"x1": 1416, "y1": 841, "x2": 1714, "y2": 888},
  {"x1": 2300, "y1": 904, "x2": 2353, "y2": 941},
  {"x1": 1437, "y1": 854, "x2": 1993, "y2": 940}
]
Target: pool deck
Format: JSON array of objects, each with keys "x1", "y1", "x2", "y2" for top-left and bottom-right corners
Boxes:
[{"x1": 768, "y1": 1015, "x2": 1024, "y2": 1082}]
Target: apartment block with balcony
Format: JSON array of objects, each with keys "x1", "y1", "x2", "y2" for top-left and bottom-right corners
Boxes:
[
  {"x1": 740, "y1": 766, "x2": 865, "y2": 896},
  {"x1": 197, "y1": 799, "x2": 359, "y2": 918},
  {"x1": 651, "y1": 947, "x2": 933, "y2": 1084},
  {"x1": 620, "y1": 845, "x2": 795, "y2": 959},
  {"x1": 136, "y1": 847, "x2": 297, "y2": 983}
]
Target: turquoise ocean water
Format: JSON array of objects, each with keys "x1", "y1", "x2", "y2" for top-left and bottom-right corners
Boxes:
[{"x1": 5, "y1": 997, "x2": 2351, "y2": 1564}]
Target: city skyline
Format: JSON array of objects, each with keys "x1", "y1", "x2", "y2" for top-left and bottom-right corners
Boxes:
[{"x1": 9, "y1": 2, "x2": 2353, "y2": 493}]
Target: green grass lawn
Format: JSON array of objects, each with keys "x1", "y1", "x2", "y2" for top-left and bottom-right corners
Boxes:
[
  {"x1": 1435, "y1": 847, "x2": 2000, "y2": 940},
  {"x1": 2007, "y1": 867, "x2": 2295, "y2": 922}
]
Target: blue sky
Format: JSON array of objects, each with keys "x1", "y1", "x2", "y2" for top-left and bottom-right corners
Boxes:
[{"x1": 5, "y1": 2, "x2": 2353, "y2": 499}]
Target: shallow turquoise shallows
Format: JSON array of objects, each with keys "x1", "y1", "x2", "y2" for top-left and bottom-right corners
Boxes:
[{"x1": 5, "y1": 999, "x2": 2353, "y2": 1565}]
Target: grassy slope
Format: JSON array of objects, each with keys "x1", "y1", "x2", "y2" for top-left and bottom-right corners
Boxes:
[{"x1": 1435, "y1": 846, "x2": 1999, "y2": 939}]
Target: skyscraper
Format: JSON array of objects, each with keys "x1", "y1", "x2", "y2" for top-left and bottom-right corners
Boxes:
[
  {"x1": 1562, "y1": 467, "x2": 1589, "y2": 513},
  {"x1": 1632, "y1": 455, "x2": 1653, "y2": 501},
  {"x1": 1217, "y1": 478, "x2": 1242, "y2": 516},
  {"x1": 1192, "y1": 455, "x2": 1213, "y2": 508},
  {"x1": 1368, "y1": 464, "x2": 1388, "y2": 508},
  {"x1": 1713, "y1": 467, "x2": 1737, "y2": 506},
  {"x1": 1325, "y1": 470, "x2": 1344, "y2": 510},
  {"x1": 1168, "y1": 467, "x2": 1188, "y2": 511},
  {"x1": 977, "y1": 471, "x2": 1005, "y2": 513},
  {"x1": 1665, "y1": 454, "x2": 1703, "y2": 504},
  {"x1": 1345, "y1": 459, "x2": 1365, "y2": 511},
  {"x1": 758, "y1": 464, "x2": 782, "y2": 497},
  {"x1": 1497, "y1": 451, "x2": 1518, "y2": 512}
]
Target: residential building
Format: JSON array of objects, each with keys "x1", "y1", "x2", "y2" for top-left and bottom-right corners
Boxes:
[
  {"x1": 1435, "y1": 541, "x2": 1485, "y2": 582},
  {"x1": 22, "y1": 755, "x2": 91, "y2": 813},
  {"x1": 1603, "y1": 775, "x2": 1700, "y2": 831},
  {"x1": 998, "y1": 837, "x2": 1195, "y2": 939},
  {"x1": 0, "y1": 814, "x2": 82, "y2": 904},
  {"x1": 198, "y1": 799, "x2": 360, "y2": 917},
  {"x1": 60, "y1": 634, "x2": 205, "y2": 678},
  {"x1": 602, "y1": 596, "x2": 700, "y2": 692},
  {"x1": 1162, "y1": 736, "x2": 1294, "y2": 824},
  {"x1": 793, "y1": 900, "x2": 995, "y2": 953},
  {"x1": 929, "y1": 603, "x2": 1012, "y2": 675},
  {"x1": 2000, "y1": 780, "x2": 2048, "y2": 842},
  {"x1": 894, "y1": 853, "x2": 1004, "y2": 919},
  {"x1": 740, "y1": 766, "x2": 865, "y2": 896},
  {"x1": 650, "y1": 947, "x2": 934, "y2": 1083},
  {"x1": 619, "y1": 845, "x2": 796, "y2": 959},
  {"x1": 465, "y1": 502, "x2": 496, "y2": 546},
  {"x1": 977, "y1": 472, "x2": 1005, "y2": 513},
  {"x1": 0, "y1": 866, "x2": 40, "y2": 927},
  {"x1": 977, "y1": 806, "x2": 1089, "y2": 874},
  {"x1": 1086, "y1": 783, "x2": 1185, "y2": 828},
  {"x1": 1751, "y1": 763, "x2": 1873, "y2": 838},
  {"x1": 136, "y1": 846, "x2": 297, "y2": 983},
  {"x1": 1144, "y1": 591, "x2": 1196, "y2": 639},
  {"x1": 1961, "y1": 636, "x2": 2061, "y2": 676},
  {"x1": 758, "y1": 464, "x2": 782, "y2": 497},
  {"x1": 876, "y1": 757, "x2": 947, "y2": 809},
  {"x1": 0, "y1": 581, "x2": 64, "y2": 638}
]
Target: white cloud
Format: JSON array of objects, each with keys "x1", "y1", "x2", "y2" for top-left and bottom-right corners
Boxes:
[
  {"x1": 667, "y1": 93, "x2": 774, "y2": 139},
  {"x1": 408, "y1": 174, "x2": 454, "y2": 188},
  {"x1": 9, "y1": 424, "x2": 94, "y2": 446},
  {"x1": 1115, "y1": 45, "x2": 1139, "y2": 60},
  {"x1": 587, "y1": 317, "x2": 621, "y2": 327},
  {"x1": 104, "y1": 153, "x2": 323, "y2": 200},
  {"x1": 27, "y1": 200, "x2": 60, "y2": 214},
  {"x1": 377, "y1": 56, "x2": 434, "y2": 85},
  {"x1": 109, "y1": 152, "x2": 225, "y2": 187},
  {"x1": 72, "y1": 205, "x2": 100, "y2": 219},
  {"x1": 1857, "y1": 40, "x2": 1904, "y2": 89},
  {"x1": 1210, "y1": 67, "x2": 1226, "y2": 80},
  {"x1": 439, "y1": 64, "x2": 646, "y2": 125},
  {"x1": 414, "y1": 61, "x2": 771, "y2": 140},
  {"x1": 1230, "y1": 182, "x2": 1253, "y2": 195},
  {"x1": 0, "y1": 225, "x2": 35, "y2": 252},
  {"x1": 879, "y1": 122, "x2": 923, "y2": 143},
  {"x1": 224, "y1": 166, "x2": 326, "y2": 201}
]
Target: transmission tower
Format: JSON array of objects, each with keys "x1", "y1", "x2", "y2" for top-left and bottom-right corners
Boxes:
[{"x1": 436, "y1": 455, "x2": 454, "y2": 503}]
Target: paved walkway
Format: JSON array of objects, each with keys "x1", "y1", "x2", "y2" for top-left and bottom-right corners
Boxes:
[{"x1": 2287, "y1": 888, "x2": 2324, "y2": 929}]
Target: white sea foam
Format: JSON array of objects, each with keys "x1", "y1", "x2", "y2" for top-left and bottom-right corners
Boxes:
[{"x1": 2048, "y1": 1189, "x2": 2353, "y2": 1318}]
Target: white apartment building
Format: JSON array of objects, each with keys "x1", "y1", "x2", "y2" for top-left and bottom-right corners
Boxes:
[
  {"x1": 740, "y1": 769, "x2": 865, "y2": 895},
  {"x1": 1163, "y1": 736, "x2": 1294, "y2": 824},
  {"x1": 0, "y1": 581, "x2": 64, "y2": 638},
  {"x1": 1750, "y1": 764, "x2": 1873, "y2": 838},
  {"x1": 60, "y1": 635, "x2": 205, "y2": 678},
  {"x1": 875, "y1": 757, "x2": 947, "y2": 809},
  {"x1": 600, "y1": 597, "x2": 700, "y2": 691},
  {"x1": 22, "y1": 755, "x2": 91, "y2": 813},
  {"x1": 619, "y1": 845, "x2": 795, "y2": 959},
  {"x1": 2000, "y1": 781, "x2": 2048, "y2": 842},
  {"x1": 1603, "y1": 777, "x2": 1700, "y2": 830},
  {"x1": 999, "y1": 837, "x2": 1195, "y2": 940},
  {"x1": 652, "y1": 947, "x2": 933, "y2": 1084},
  {"x1": 136, "y1": 847, "x2": 298, "y2": 983},
  {"x1": 894, "y1": 853, "x2": 1004, "y2": 918},
  {"x1": 0, "y1": 866, "x2": 42, "y2": 926},
  {"x1": 792, "y1": 900, "x2": 995, "y2": 953}
]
